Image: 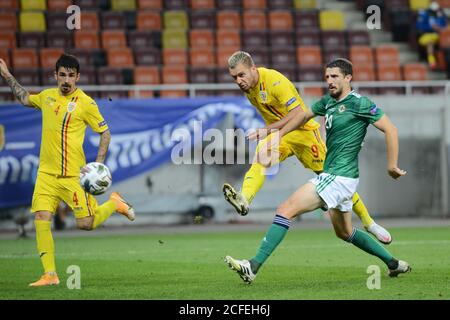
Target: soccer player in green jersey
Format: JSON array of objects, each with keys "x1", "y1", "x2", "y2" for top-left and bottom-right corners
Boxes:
[{"x1": 224, "y1": 58, "x2": 411, "y2": 284}]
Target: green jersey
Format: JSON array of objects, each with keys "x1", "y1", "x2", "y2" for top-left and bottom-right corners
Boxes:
[{"x1": 311, "y1": 90, "x2": 384, "y2": 178}]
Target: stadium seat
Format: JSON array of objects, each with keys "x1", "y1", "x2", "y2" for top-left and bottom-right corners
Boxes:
[
  {"x1": 107, "y1": 48, "x2": 134, "y2": 67},
  {"x1": 296, "y1": 46, "x2": 322, "y2": 66},
  {"x1": 297, "y1": 66, "x2": 324, "y2": 97},
  {"x1": 243, "y1": 0, "x2": 266, "y2": 9},
  {"x1": 47, "y1": 0, "x2": 72, "y2": 11},
  {"x1": 161, "y1": 65, "x2": 187, "y2": 97},
  {"x1": 0, "y1": 0, "x2": 19, "y2": 11},
  {"x1": 216, "y1": 29, "x2": 241, "y2": 49},
  {"x1": 46, "y1": 31, "x2": 74, "y2": 48},
  {"x1": 40, "y1": 48, "x2": 64, "y2": 68},
  {"x1": 270, "y1": 47, "x2": 296, "y2": 66},
  {"x1": 72, "y1": 0, "x2": 104, "y2": 10},
  {"x1": 136, "y1": 11, "x2": 161, "y2": 30},
  {"x1": 163, "y1": 11, "x2": 189, "y2": 29},
  {"x1": 323, "y1": 47, "x2": 349, "y2": 64},
  {"x1": 188, "y1": 67, "x2": 216, "y2": 83},
  {"x1": 216, "y1": 47, "x2": 237, "y2": 67},
  {"x1": 190, "y1": 11, "x2": 216, "y2": 29},
  {"x1": 0, "y1": 13, "x2": 17, "y2": 31},
  {"x1": 269, "y1": 30, "x2": 295, "y2": 48},
  {"x1": 294, "y1": 11, "x2": 319, "y2": 30},
  {"x1": 134, "y1": 47, "x2": 161, "y2": 65},
  {"x1": 101, "y1": 30, "x2": 127, "y2": 48},
  {"x1": 14, "y1": 68, "x2": 41, "y2": 86},
  {"x1": 217, "y1": 11, "x2": 241, "y2": 29},
  {"x1": 80, "y1": 11, "x2": 100, "y2": 30},
  {"x1": 321, "y1": 31, "x2": 347, "y2": 50},
  {"x1": 409, "y1": 0, "x2": 430, "y2": 10},
  {"x1": 190, "y1": 48, "x2": 215, "y2": 66},
  {"x1": 20, "y1": 12, "x2": 46, "y2": 32},
  {"x1": 268, "y1": 11, "x2": 293, "y2": 30},
  {"x1": 111, "y1": 0, "x2": 137, "y2": 11},
  {"x1": 74, "y1": 31, "x2": 100, "y2": 49},
  {"x1": 375, "y1": 45, "x2": 400, "y2": 67},
  {"x1": 163, "y1": 48, "x2": 188, "y2": 65},
  {"x1": 347, "y1": 30, "x2": 371, "y2": 46},
  {"x1": 75, "y1": 66, "x2": 97, "y2": 84},
  {"x1": 242, "y1": 30, "x2": 268, "y2": 48},
  {"x1": 268, "y1": 0, "x2": 292, "y2": 9},
  {"x1": 137, "y1": 0, "x2": 162, "y2": 9},
  {"x1": 217, "y1": 0, "x2": 242, "y2": 10},
  {"x1": 246, "y1": 48, "x2": 269, "y2": 66},
  {"x1": 295, "y1": 29, "x2": 321, "y2": 46},
  {"x1": 190, "y1": 30, "x2": 214, "y2": 48},
  {"x1": 46, "y1": 12, "x2": 70, "y2": 30},
  {"x1": 271, "y1": 64, "x2": 298, "y2": 82},
  {"x1": 350, "y1": 45, "x2": 374, "y2": 68},
  {"x1": 11, "y1": 48, "x2": 39, "y2": 69},
  {"x1": 127, "y1": 30, "x2": 155, "y2": 48},
  {"x1": 131, "y1": 66, "x2": 160, "y2": 98},
  {"x1": 97, "y1": 67, "x2": 124, "y2": 84},
  {"x1": 18, "y1": 32, "x2": 45, "y2": 48},
  {"x1": 190, "y1": 0, "x2": 215, "y2": 10},
  {"x1": 0, "y1": 32, "x2": 16, "y2": 49},
  {"x1": 101, "y1": 11, "x2": 126, "y2": 29},
  {"x1": 40, "y1": 68, "x2": 55, "y2": 86},
  {"x1": 216, "y1": 67, "x2": 232, "y2": 83},
  {"x1": 0, "y1": 49, "x2": 11, "y2": 68},
  {"x1": 242, "y1": 11, "x2": 267, "y2": 30},
  {"x1": 377, "y1": 65, "x2": 402, "y2": 81},
  {"x1": 293, "y1": 0, "x2": 317, "y2": 10},
  {"x1": 164, "y1": 0, "x2": 188, "y2": 9},
  {"x1": 352, "y1": 65, "x2": 376, "y2": 81},
  {"x1": 162, "y1": 30, "x2": 188, "y2": 48},
  {"x1": 20, "y1": 0, "x2": 46, "y2": 10},
  {"x1": 66, "y1": 48, "x2": 94, "y2": 66},
  {"x1": 402, "y1": 62, "x2": 428, "y2": 80},
  {"x1": 439, "y1": 29, "x2": 450, "y2": 48},
  {"x1": 319, "y1": 10, "x2": 346, "y2": 30}
]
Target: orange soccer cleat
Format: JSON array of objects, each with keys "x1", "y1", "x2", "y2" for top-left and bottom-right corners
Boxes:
[
  {"x1": 109, "y1": 192, "x2": 135, "y2": 221},
  {"x1": 29, "y1": 272, "x2": 60, "y2": 287}
]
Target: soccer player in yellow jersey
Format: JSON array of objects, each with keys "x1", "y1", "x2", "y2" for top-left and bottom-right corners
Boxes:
[
  {"x1": 223, "y1": 51, "x2": 392, "y2": 244},
  {"x1": 0, "y1": 54, "x2": 135, "y2": 287}
]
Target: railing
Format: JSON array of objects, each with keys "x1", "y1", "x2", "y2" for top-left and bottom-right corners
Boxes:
[{"x1": 1, "y1": 81, "x2": 450, "y2": 101}]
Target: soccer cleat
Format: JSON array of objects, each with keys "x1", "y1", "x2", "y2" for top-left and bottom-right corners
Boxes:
[
  {"x1": 110, "y1": 192, "x2": 135, "y2": 221},
  {"x1": 388, "y1": 260, "x2": 411, "y2": 277},
  {"x1": 224, "y1": 255, "x2": 256, "y2": 284},
  {"x1": 222, "y1": 183, "x2": 249, "y2": 216},
  {"x1": 29, "y1": 272, "x2": 60, "y2": 287},
  {"x1": 366, "y1": 222, "x2": 392, "y2": 245}
]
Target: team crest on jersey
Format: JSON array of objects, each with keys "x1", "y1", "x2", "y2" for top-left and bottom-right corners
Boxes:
[
  {"x1": 338, "y1": 105, "x2": 346, "y2": 113},
  {"x1": 67, "y1": 101, "x2": 77, "y2": 112},
  {"x1": 45, "y1": 97, "x2": 56, "y2": 107},
  {"x1": 259, "y1": 91, "x2": 267, "y2": 102}
]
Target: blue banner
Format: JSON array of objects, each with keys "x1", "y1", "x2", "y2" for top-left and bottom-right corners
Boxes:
[{"x1": 0, "y1": 97, "x2": 264, "y2": 208}]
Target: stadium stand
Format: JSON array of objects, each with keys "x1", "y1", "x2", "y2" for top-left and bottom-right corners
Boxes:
[{"x1": 0, "y1": 0, "x2": 448, "y2": 101}]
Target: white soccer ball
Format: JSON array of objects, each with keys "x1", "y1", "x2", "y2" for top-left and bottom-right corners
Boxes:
[{"x1": 79, "y1": 162, "x2": 112, "y2": 195}]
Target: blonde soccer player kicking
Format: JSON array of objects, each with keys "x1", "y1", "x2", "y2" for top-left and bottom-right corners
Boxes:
[
  {"x1": 0, "y1": 54, "x2": 135, "y2": 287},
  {"x1": 225, "y1": 59, "x2": 410, "y2": 284},
  {"x1": 223, "y1": 51, "x2": 392, "y2": 244}
]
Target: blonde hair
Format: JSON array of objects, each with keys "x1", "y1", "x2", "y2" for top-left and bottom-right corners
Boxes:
[{"x1": 228, "y1": 51, "x2": 254, "y2": 69}]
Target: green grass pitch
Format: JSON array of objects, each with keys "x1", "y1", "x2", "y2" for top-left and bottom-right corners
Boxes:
[{"x1": 1, "y1": 226, "x2": 450, "y2": 300}]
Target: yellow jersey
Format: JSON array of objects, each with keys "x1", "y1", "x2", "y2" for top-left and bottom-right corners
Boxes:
[
  {"x1": 245, "y1": 67, "x2": 320, "y2": 131},
  {"x1": 28, "y1": 88, "x2": 108, "y2": 177}
]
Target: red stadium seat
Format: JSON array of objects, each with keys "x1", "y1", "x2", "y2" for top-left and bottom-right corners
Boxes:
[
  {"x1": 137, "y1": 0, "x2": 162, "y2": 9},
  {"x1": 40, "y1": 48, "x2": 64, "y2": 69},
  {"x1": 242, "y1": 11, "x2": 267, "y2": 30},
  {"x1": 217, "y1": 11, "x2": 241, "y2": 29},
  {"x1": 350, "y1": 45, "x2": 374, "y2": 68},
  {"x1": 216, "y1": 47, "x2": 237, "y2": 67},
  {"x1": 12, "y1": 48, "x2": 38, "y2": 68},
  {"x1": 243, "y1": 0, "x2": 266, "y2": 9},
  {"x1": 161, "y1": 65, "x2": 187, "y2": 97},
  {"x1": 80, "y1": 11, "x2": 100, "y2": 30},
  {"x1": 74, "y1": 31, "x2": 100, "y2": 49},
  {"x1": 216, "y1": 29, "x2": 241, "y2": 49},
  {"x1": 136, "y1": 11, "x2": 161, "y2": 30},
  {"x1": 190, "y1": 30, "x2": 214, "y2": 48},
  {"x1": 101, "y1": 30, "x2": 127, "y2": 49},
  {"x1": 190, "y1": 48, "x2": 215, "y2": 66},
  {"x1": 47, "y1": 0, "x2": 73, "y2": 11},
  {"x1": 0, "y1": 0, "x2": 18, "y2": 11},
  {"x1": 190, "y1": 0, "x2": 215, "y2": 10},
  {"x1": 375, "y1": 45, "x2": 400, "y2": 67},
  {"x1": 296, "y1": 46, "x2": 322, "y2": 66},
  {"x1": 0, "y1": 32, "x2": 16, "y2": 49},
  {"x1": 0, "y1": 13, "x2": 17, "y2": 31},
  {"x1": 163, "y1": 48, "x2": 188, "y2": 65},
  {"x1": 0, "y1": 49, "x2": 11, "y2": 68},
  {"x1": 131, "y1": 66, "x2": 160, "y2": 98},
  {"x1": 107, "y1": 48, "x2": 134, "y2": 67}
]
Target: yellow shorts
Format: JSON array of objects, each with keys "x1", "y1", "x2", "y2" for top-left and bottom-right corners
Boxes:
[
  {"x1": 419, "y1": 33, "x2": 439, "y2": 46},
  {"x1": 256, "y1": 128, "x2": 326, "y2": 172},
  {"x1": 31, "y1": 171, "x2": 98, "y2": 219}
]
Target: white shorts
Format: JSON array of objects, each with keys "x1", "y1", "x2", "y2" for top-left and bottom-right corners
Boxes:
[{"x1": 309, "y1": 173, "x2": 359, "y2": 212}]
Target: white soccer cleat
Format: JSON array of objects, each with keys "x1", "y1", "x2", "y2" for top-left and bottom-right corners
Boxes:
[
  {"x1": 223, "y1": 183, "x2": 249, "y2": 216},
  {"x1": 366, "y1": 222, "x2": 392, "y2": 245},
  {"x1": 388, "y1": 260, "x2": 411, "y2": 277},
  {"x1": 224, "y1": 255, "x2": 256, "y2": 284}
]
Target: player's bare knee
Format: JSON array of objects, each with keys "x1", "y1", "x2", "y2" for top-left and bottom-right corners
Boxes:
[
  {"x1": 76, "y1": 219, "x2": 93, "y2": 231},
  {"x1": 277, "y1": 202, "x2": 295, "y2": 219},
  {"x1": 335, "y1": 229, "x2": 351, "y2": 241}
]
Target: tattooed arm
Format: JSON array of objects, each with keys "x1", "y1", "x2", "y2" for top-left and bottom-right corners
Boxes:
[
  {"x1": 0, "y1": 59, "x2": 31, "y2": 107},
  {"x1": 95, "y1": 130, "x2": 111, "y2": 163}
]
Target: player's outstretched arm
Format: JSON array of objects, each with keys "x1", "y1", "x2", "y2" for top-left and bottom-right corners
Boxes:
[
  {"x1": 279, "y1": 109, "x2": 315, "y2": 138},
  {"x1": 96, "y1": 129, "x2": 111, "y2": 163},
  {"x1": 0, "y1": 59, "x2": 31, "y2": 107},
  {"x1": 373, "y1": 114, "x2": 407, "y2": 179}
]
